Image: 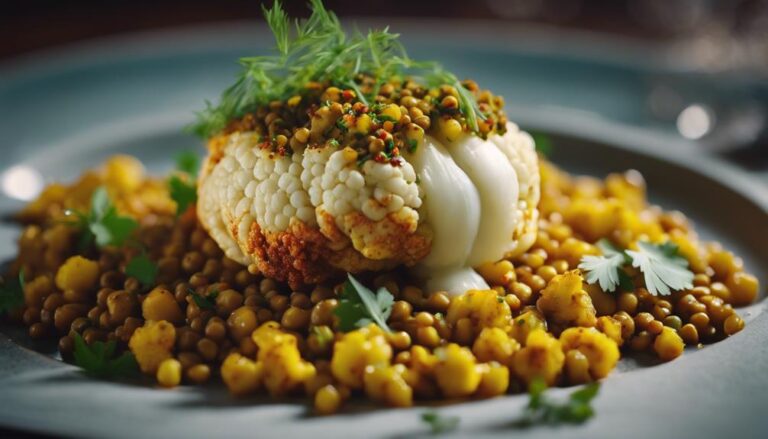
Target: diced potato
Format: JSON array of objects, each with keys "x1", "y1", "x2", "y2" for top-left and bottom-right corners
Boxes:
[
  {"x1": 55, "y1": 256, "x2": 99, "y2": 296},
  {"x1": 129, "y1": 320, "x2": 176, "y2": 374},
  {"x1": 537, "y1": 270, "x2": 597, "y2": 329}
]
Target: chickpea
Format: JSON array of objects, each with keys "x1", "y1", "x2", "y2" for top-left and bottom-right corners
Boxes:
[
  {"x1": 197, "y1": 338, "x2": 219, "y2": 362},
  {"x1": 723, "y1": 314, "x2": 744, "y2": 336},
  {"x1": 726, "y1": 272, "x2": 758, "y2": 306},
  {"x1": 610, "y1": 293, "x2": 634, "y2": 316},
  {"x1": 281, "y1": 307, "x2": 311, "y2": 331},
  {"x1": 678, "y1": 323, "x2": 699, "y2": 345},
  {"x1": 186, "y1": 364, "x2": 212, "y2": 384},
  {"x1": 157, "y1": 359, "x2": 182, "y2": 388},
  {"x1": 215, "y1": 289, "x2": 244, "y2": 315},
  {"x1": 205, "y1": 317, "x2": 227, "y2": 341},
  {"x1": 227, "y1": 307, "x2": 258, "y2": 341}
]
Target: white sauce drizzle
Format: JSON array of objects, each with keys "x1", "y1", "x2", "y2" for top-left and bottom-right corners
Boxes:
[{"x1": 409, "y1": 133, "x2": 522, "y2": 295}]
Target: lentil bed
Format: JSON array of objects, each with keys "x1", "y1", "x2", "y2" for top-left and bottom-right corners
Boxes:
[{"x1": 1, "y1": 154, "x2": 759, "y2": 414}]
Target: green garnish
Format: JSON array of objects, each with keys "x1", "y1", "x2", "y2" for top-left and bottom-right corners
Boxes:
[
  {"x1": 421, "y1": 410, "x2": 460, "y2": 434},
  {"x1": 189, "y1": 288, "x2": 219, "y2": 310},
  {"x1": 72, "y1": 333, "x2": 138, "y2": 379},
  {"x1": 578, "y1": 239, "x2": 632, "y2": 293},
  {"x1": 66, "y1": 187, "x2": 138, "y2": 249},
  {"x1": 522, "y1": 378, "x2": 600, "y2": 425},
  {"x1": 311, "y1": 325, "x2": 335, "y2": 350},
  {"x1": 579, "y1": 239, "x2": 693, "y2": 296},
  {"x1": 407, "y1": 138, "x2": 419, "y2": 153},
  {"x1": 191, "y1": 0, "x2": 484, "y2": 138},
  {"x1": 334, "y1": 274, "x2": 393, "y2": 332},
  {"x1": 0, "y1": 270, "x2": 25, "y2": 315},
  {"x1": 169, "y1": 175, "x2": 197, "y2": 217},
  {"x1": 530, "y1": 131, "x2": 553, "y2": 156},
  {"x1": 625, "y1": 241, "x2": 694, "y2": 296},
  {"x1": 175, "y1": 151, "x2": 200, "y2": 179},
  {"x1": 169, "y1": 151, "x2": 199, "y2": 216},
  {"x1": 125, "y1": 253, "x2": 158, "y2": 288}
]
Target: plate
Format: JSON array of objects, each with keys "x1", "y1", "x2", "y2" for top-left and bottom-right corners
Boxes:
[{"x1": 1, "y1": 22, "x2": 767, "y2": 439}]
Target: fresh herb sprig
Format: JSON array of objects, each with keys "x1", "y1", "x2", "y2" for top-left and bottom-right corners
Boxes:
[
  {"x1": 125, "y1": 253, "x2": 159, "y2": 288},
  {"x1": 72, "y1": 333, "x2": 138, "y2": 379},
  {"x1": 0, "y1": 270, "x2": 25, "y2": 315},
  {"x1": 421, "y1": 410, "x2": 460, "y2": 434},
  {"x1": 334, "y1": 274, "x2": 394, "y2": 332},
  {"x1": 579, "y1": 239, "x2": 693, "y2": 296},
  {"x1": 65, "y1": 187, "x2": 138, "y2": 249},
  {"x1": 626, "y1": 241, "x2": 694, "y2": 296},
  {"x1": 520, "y1": 379, "x2": 600, "y2": 425},
  {"x1": 578, "y1": 240, "x2": 634, "y2": 293},
  {"x1": 169, "y1": 151, "x2": 199, "y2": 216},
  {"x1": 191, "y1": 0, "x2": 485, "y2": 138},
  {"x1": 189, "y1": 288, "x2": 219, "y2": 310}
]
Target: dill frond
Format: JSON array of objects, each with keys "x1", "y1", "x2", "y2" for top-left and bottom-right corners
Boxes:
[{"x1": 191, "y1": 0, "x2": 485, "y2": 138}]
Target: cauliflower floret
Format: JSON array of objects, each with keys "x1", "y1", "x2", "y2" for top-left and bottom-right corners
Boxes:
[
  {"x1": 559, "y1": 327, "x2": 620, "y2": 380},
  {"x1": 221, "y1": 353, "x2": 264, "y2": 396},
  {"x1": 537, "y1": 270, "x2": 597, "y2": 330},
  {"x1": 363, "y1": 364, "x2": 413, "y2": 407},
  {"x1": 434, "y1": 343, "x2": 482, "y2": 398},
  {"x1": 128, "y1": 320, "x2": 176, "y2": 374},
  {"x1": 509, "y1": 309, "x2": 548, "y2": 345},
  {"x1": 472, "y1": 327, "x2": 520, "y2": 365},
  {"x1": 197, "y1": 120, "x2": 540, "y2": 292},
  {"x1": 476, "y1": 361, "x2": 510, "y2": 398},
  {"x1": 446, "y1": 289, "x2": 512, "y2": 336},
  {"x1": 55, "y1": 256, "x2": 99, "y2": 296},
  {"x1": 251, "y1": 322, "x2": 316, "y2": 396},
  {"x1": 331, "y1": 324, "x2": 392, "y2": 389},
  {"x1": 512, "y1": 329, "x2": 565, "y2": 386}
]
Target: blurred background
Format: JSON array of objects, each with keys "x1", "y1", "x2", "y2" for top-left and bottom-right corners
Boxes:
[{"x1": 1, "y1": 0, "x2": 767, "y2": 174}]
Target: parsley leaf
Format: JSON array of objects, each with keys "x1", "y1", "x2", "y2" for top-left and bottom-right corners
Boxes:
[
  {"x1": 169, "y1": 151, "x2": 200, "y2": 216},
  {"x1": 125, "y1": 253, "x2": 158, "y2": 288},
  {"x1": 522, "y1": 378, "x2": 600, "y2": 425},
  {"x1": 72, "y1": 332, "x2": 138, "y2": 379},
  {"x1": 66, "y1": 187, "x2": 138, "y2": 249},
  {"x1": 578, "y1": 239, "x2": 630, "y2": 293},
  {"x1": 189, "y1": 288, "x2": 219, "y2": 310},
  {"x1": 625, "y1": 241, "x2": 694, "y2": 296},
  {"x1": 421, "y1": 410, "x2": 460, "y2": 434},
  {"x1": 169, "y1": 175, "x2": 197, "y2": 216},
  {"x1": 0, "y1": 270, "x2": 25, "y2": 315},
  {"x1": 334, "y1": 274, "x2": 393, "y2": 332},
  {"x1": 175, "y1": 151, "x2": 200, "y2": 179}
]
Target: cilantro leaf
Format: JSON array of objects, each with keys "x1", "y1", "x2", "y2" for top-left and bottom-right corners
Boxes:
[
  {"x1": 67, "y1": 187, "x2": 139, "y2": 249},
  {"x1": 176, "y1": 151, "x2": 200, "y2": 179},
  {"x1": 169, "y1": 175, "x2": 197, "y2": 216},
  {"x1": 125, "y1": 254, "x2": 158, "y2": 288},
  {"x1": 578, "y1": 239, "x2": 628, "y2": 293},
  {"x1": 189, "y1": 288, "x2": 219, "y2": 310},
  {"x1": 0, "y1": 270, "x2": 25, "y2": 315},
  {"x1": 334, "y1": 274, "x2": 393, "y2": 332},
  {"x1": 522, "y1": 378, "x2": 600, "y2": 425},
  {"x1": 421, "y1": 410, "x2": 460, "y2": 434},
  {"x1": 625, "y1": 241, "x2": 694, "y2": 296},
  {"x1": 72, "y1": 332, "x2": 138, "y2": 379}
]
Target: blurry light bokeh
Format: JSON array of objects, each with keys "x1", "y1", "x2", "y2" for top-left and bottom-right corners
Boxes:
[
  {"x1": 2, "y1": 165, "x2": 44, "y2": 201},
  {"x1": 677, "y1": 104, "x2": 713, "y2": 140}
]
